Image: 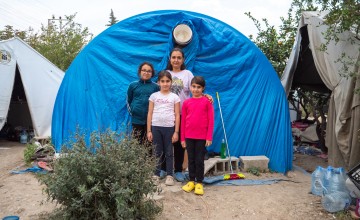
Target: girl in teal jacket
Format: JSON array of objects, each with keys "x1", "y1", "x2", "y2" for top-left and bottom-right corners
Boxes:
[{"x1": 127, "y1": 62, "x2": 159, "y2": 144}]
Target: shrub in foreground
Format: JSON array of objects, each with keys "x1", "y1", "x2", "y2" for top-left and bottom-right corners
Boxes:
[
  {"x1": 24, "y1": 142, "x2": 37, "y2": 165},
  {"x1": 39, "y1": 130, "x2": 161, "y2": 219}
]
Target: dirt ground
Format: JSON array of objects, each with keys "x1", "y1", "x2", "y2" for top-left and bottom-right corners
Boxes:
[{"x1": 0, "y1": 140, "x2": 346, "y2": 220}]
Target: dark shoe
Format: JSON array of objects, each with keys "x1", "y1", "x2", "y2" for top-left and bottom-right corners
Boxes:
[{"x1": 204, "y1": 152, "x2": 209, "y2": 160}]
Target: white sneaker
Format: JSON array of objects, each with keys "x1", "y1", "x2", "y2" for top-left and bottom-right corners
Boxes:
[{"x1": 165, "y1": 175, "x2": 175, "y2": 186}]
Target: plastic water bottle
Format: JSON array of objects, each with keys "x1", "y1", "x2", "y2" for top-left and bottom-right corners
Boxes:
[
  {"x1": 220, "y1": 139, "x2": 226, "y2": 159},
  {"x1": 322, "y1": 166, "x2": 334, "y2": 194},
  {"x1": 330, "y1": 168, "x2": 348, "y2": 194},
  {"x1": 311, "y1": 166, "x2": 325, "y2": 196},
  {"x1": 335, "y1": 167, "x2": 348, "y2": 185},
  {"x1": 322, "y1": 191, "x2": 351, "y2": 213},
  {"x1": 19, "y1": 130, "x2": 28, "y2": 144}
]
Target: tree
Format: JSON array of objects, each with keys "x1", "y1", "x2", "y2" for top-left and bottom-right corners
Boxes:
[
  {"x1": 0, "y1": 25, "x2": 28, "y2": 40},
  {"x1": 246, "y1": 0, "x2": 359, "y2": 79},
  {"x1": 106, "y1": 9, "x2": 118, "y2": 27},
  {"x1": 0, "y1": 14, "x2": 92, "y2": 71},
  {"x1": 27, "y1": 14, "x2": 93, "y2": 71},
  {"x1": 245, "y1": 1, "x2": 318, "y2": 76},
  {"x1": 245, "y1": 1, "x2": 329, "y2": 150},
  {"x1": 247, "y1": 0, "x2": 360, "y2": 151},
  {"x1": 296, "y1": 0, "x2": 359, "y2": 42}
]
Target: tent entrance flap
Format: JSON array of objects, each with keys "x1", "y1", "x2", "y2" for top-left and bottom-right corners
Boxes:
[
  {"x1": 0, "y1": 64, "x2": 33, "y2": 139},
  {"x1": 292, "y1": 25, "x2": 331, "y2": 93},
  {"x1": 8, "y1": 65, "x2": 33, "y2": 129}
]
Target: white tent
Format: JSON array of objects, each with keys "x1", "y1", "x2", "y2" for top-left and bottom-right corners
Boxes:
[
  {"x1": 0, "y1": 37, "x2": 64, "y2": 138},
  {"x1": 282, "y1": 11, "x2": 360, "y2": 170}
]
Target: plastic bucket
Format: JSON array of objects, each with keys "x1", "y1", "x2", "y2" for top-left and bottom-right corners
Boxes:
[{"x1": 173, "y1": 24, "x2": 192, "y2": 45}]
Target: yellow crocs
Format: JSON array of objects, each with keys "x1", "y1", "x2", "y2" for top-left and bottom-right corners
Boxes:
[
  {"x1": 194, "y1": 183, "x2": 204, "y2": 195},
  {"x1": 182, "y1": 181, "x2": 195, "y2": 192}
]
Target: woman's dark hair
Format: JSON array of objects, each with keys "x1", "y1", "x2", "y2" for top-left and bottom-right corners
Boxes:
[
  {"x1": 166, "y1": 47, "x2": 186, "y2": 71},
  {"x1": 138, "y1": 61, "x2": 155, "y2": 77},
  {"x1": 191, "y1": 76, "x2": 206, "y2": 88},
  {"x1": 157, "y1": 70, "x2": 172, "y2": 82}
]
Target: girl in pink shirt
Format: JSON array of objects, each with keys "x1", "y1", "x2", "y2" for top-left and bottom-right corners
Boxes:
[{"x1": 181, "y1": 76, "x2": 214, "y2": 195}]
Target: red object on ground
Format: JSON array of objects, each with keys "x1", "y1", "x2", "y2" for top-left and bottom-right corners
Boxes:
[
  {"x1": 37, "y1": 161, "x2": 53, "y2": 172},
  {"x1": 223, "y1": 173, "x2": 245, "y2": 180},
  {"x1": 291, "y1": 122, "x2": 310, "y2": 131}
]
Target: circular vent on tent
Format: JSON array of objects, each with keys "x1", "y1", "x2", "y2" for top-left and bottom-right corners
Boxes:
[{"x1": 173, "y1": 24, "x2": 192, "y2": 46}]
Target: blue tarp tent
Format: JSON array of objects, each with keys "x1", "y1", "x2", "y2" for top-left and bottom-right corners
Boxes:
[{"x1": 52, "y1": 10, "x2": 293, "y2": 173}]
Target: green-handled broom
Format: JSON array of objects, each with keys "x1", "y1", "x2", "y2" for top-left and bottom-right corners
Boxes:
[{"x1": 216, "y1": 92, "x2": 234, "y2": 173}]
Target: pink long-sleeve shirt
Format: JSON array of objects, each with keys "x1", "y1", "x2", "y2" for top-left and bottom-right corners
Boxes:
[{"x1": 181, "y1": 96, "x2": 214, "y2": 141}]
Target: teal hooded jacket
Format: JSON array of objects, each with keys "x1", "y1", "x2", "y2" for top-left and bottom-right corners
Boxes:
[{"x1": 126, "y1": 79, "x2": 159, "y2": 125}]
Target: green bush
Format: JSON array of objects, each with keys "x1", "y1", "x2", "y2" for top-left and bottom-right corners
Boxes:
[
  {"x1": 24, "y1": 142, "x2": 37, "y2": 165},
  {"x1": 39, "y1": 130, "x2": 162, "y2": 219}
]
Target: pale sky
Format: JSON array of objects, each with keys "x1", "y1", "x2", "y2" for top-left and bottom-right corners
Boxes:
[{"x1": 0, "y1": 0, "x2": 293, "y2": 38}]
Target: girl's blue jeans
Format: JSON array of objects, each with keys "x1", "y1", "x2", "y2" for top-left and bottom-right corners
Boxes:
[{"x1": 152, "y1": 126, "x2": 174, "y2": 176}]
